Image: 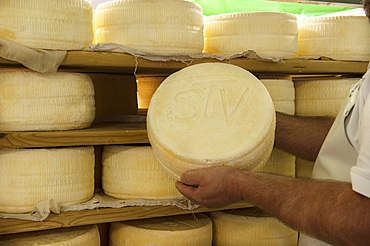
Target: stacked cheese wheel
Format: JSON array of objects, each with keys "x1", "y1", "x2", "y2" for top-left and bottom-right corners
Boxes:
[
  {"x1": 260, "y1": 78, "x2": 296, "y2": 177},
  {"x1": 137, "y1": 76, "x2": 166, "y2": 109},
  {"x1": 109, "y1": 213, "x2": 212, "y2": 245},
  {"x1": 94, "y1": 0, "x2": 204, "y2": 55},
  {"x1": 147, "y1": 63, "x2": 276, "y2": 179},
  {"x1": 0, "y1": 146, "x2": 95, "y2": 213},
  {"x1": 0, "y1": 225, "x2": 100, "y2": 245},
  {"x1": 102, "y1": 145, "x2": 183, "y2": 200},
  {"x1": 204, "y1": 12, "x2": 299, "y2": 59},
  {"x1": 0, "y1": 0, "x2": 93, "y2": 50},
  {"x1": 208, "y1": 208, "x2": 298, "y2": 245},
  {"x1": 298, "y1": 16, "x2": 370, "y2": 61},
  {"x1": 0, "y1": 71, "x2": 95, "y2": 131},
  {"x1": 294, "y1": 77, "x2": 359, "y2": 178}
]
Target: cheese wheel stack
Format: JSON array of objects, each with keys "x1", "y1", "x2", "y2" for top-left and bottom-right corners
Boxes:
[
  {"x1": 0, "y1": 146, "x2": 95, "y2": 213},
  {"x1": 147, "y1": 63, "x2": 276, "y2": 179},
  {"x1": 298, "y1": 16, "x2": 370, "y2": 61},
  {"x1": 204, "y1": 12, "x2": 299, "y2": 59},
  {"x1": 294, "y1": 77, "x2": 359, "y2": 178},
  {"x1": 94, "y1": 0, "x2": 204, "y2": 55},
  {"x1": 0, "y1": 71, "x2": 95, "y2": 131},
  {"x1": 137, "y1": 76, "x2": 166, "y2": 109},
  {"x1": 208, "y1": 208, "x2": 298, "y2": 246},
  {"x1": 109, "y1": 213, "x2": 212, "y2": 245},
  {"x1": 260, "y1": 78, "x2": 296, "y2": 177},
  {"x1": 0, "y1": 225, "x2": 100, "y2": 246},
  {"x1": 0, "y1": 0, "x2": 93, "y2": 50},
  {"x1": 102, "y1": 145, "x2": 183, "y2": 200}
]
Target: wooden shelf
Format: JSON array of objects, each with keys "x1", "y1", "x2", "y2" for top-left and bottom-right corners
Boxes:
[
  {"x1": 0, "y1": 51, "x2": 368, "y2": 75},
  {"x1": 0, "y1": 122, "x2": 149, "y2": 149},
  {"x1": 0, "y1": 202, "x2": 251, "y2": 235}
]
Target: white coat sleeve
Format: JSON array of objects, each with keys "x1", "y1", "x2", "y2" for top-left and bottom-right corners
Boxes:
[{"x1": 351, "y1": 91, "x2": 370, "y2": 198}]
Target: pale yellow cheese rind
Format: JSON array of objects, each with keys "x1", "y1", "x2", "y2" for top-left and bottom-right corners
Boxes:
[
  {"x1": 0, "y1": 225, "x2": 100, "y2": 246},
  {"x1": 0, "y1": 146, "x2": 95, "y2": 213},
  {"x1": 0, "y1": 0, "x2": 93, "y2": 50},
  {"x1": 147, "y1": 63, "x2": 276, "y2": 179},
  {"x1": 109, "y1": 213, "x2": 212, "y2": 245},
  {"x1": 102, "y1": 145, "x2": 183, "y2": 200}
]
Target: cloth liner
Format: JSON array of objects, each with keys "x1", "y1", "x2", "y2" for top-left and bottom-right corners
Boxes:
[{"x1": 0, "y1": 192, "x2": 199, "y2": 222}]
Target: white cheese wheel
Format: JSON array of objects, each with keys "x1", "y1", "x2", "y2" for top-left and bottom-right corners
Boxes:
[
  {"x1": 260, "y1": 78, "x2": 296, "y2": 177},
  {"x1": 0, "y1": 71, "x2": 95, "y2": 131},
  {"x1": 298, "y1": 16, "x2": 370, "y2": 61},
  {"x1": 208, "y1": 208, "x2": 298, "y2": 246},
  {"x1": 0, "y1": 146, "x2": 95, "y2": 213},
  {"x1": 0, "y1": 225, "x2": 100, "y2": 246},
  {"x1": 94, "y1": 0, "x2": 204, "y2": 55},
  {"x1": 137, "y1": 76, "x2": 166, "y2": 109},
  {"x1": 0, "y1": 0, "x2": 93, "y2": 50},
  {"x1": 204, "y1": 12, "x2": 299, "y2": 59},
  {"x1": 102, "y1": 145, "x2": 183, "y2": 200},
  {"x1": 109, "y1": 213, "x2": 212, "y2": 245},
  {"x1": 294, "y1": 77, "x2": 359, "y2": 117},
  {"x1": 147, "y1": 63, "x2": 275, "y2": 179}
]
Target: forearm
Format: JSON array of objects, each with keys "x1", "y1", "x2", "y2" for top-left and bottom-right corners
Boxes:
[
  {"x1": 275, "y1": 112, "x2": 334, "y2": 162},
  {"x1": 235, "y1": 170, "x2": 370, "y2": 246}
]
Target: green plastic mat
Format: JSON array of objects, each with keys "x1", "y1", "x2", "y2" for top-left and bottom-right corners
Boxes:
[{"x1": 191, "y1": 0, "x2": 356, "y2": 17}]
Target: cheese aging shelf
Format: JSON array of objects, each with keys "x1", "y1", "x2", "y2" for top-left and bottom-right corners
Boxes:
[{"x1": 0, "y1": 51, "x2": 367, "y2": 237}]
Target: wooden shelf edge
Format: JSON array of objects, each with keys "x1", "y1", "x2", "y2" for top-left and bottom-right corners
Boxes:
[
  {"x1": 1, "y1": 51, "x2": 368, "y2": 75},
  {"x1": 0, "y1": 202, "x2": 251, "y2": 235}
]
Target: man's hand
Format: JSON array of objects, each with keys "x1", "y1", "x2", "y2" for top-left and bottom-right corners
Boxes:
[{"x1": 175, "y1": 166, "x2": 242, "y2": 208}]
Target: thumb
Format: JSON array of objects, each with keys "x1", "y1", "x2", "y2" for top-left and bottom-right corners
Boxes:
[{"x1": 179, "y1": 169, "x2": 203, "y2": 186}]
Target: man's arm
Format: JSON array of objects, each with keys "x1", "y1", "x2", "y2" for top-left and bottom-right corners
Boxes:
[
  {"x1": 175, "y1": 167, "x2": 370, "y2": 246},
  {"x1": 275, "y1": 112, "x2": 334, "y2": 162}
]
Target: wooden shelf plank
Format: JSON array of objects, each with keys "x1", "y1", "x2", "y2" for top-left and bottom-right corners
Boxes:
[
  {"x1": 0, "y1": 122, "x2": 149, "y2": 149},
  {"x1": 0, "y1": 202, "x2": 251, "y2": 235},
  {"x1": 0, "y1": 51, "x2": 368, "y2": 75}
]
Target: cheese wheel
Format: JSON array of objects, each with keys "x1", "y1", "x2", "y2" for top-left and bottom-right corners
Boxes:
[
  {"x1": 102, "y1": 145, "x2": 183, "y2": 200},
  {"x1": 294, "y1": 77, "x2": 359, "y2": 117},
  {"x1": 109, "y1": 213, "x2": 212, "y2": 245},
  {"x1": 204, "y1": 12, "x2": 299, "y2": 59},
  {"x1": 147, "y1": 63, "x2": 275, "y2": 179},
  {"x1": 298, "y1": 16, "x2": 370, "y2": 61},
  {"x1": 94, "y1": 0, "x2": 204, "y2": 55},
  {"x1": 0, "y1": 0, "x2": 93, "y2": 50},
  {"x1": 0, "y1": 146, "x2": 95, "y2": 213},
  {"x1": 0, "y1": 71, "x2": 95, "y2": 131},
  {"x1": 208, "y1": 208, "x2": 298, "y2": 246},
  {"x1": 137, "y1": 76, "x2": 166, "y2": 109},
  {"x1": 296, "y1": 157, "x2": 314, "y2": 179},
  {"x1": 0, "y1": 225, "x2": 100, "y2": 246}
]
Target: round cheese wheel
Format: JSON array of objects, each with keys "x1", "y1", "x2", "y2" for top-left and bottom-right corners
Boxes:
[
  {"x1": 208, "y1": 208, "x2": 298, "y2": 246},
  {"x1": 147, "y1": 63, "x2": 276, "y2": 179},
  {"x1": 94, "y1": 0, "x2": 204, "y2": 55},
  {"x1": 0, "y1": 71, "x2": 95, "y2": 131},
  {"x1": 0, "y1": 225, "x2": 100, "y2": 246},
  {"x1": 109, "y1": 213, "x2": 212, "y2": 245},
  {"x1": 204, "y1": 12, "x2": 299, "y2": 59},
  {"x1": 0, "y1": 0, "x2": 93, "y2": 50},
  {"x1": 298, "y1": 16, "x2": 370, "y2": 61},
  {"x1": 0, "y1": 146, "x2": 95, "y2": 213},
  {"x1": 102, "y1": 145, "x2": 183, "y2": 200}
]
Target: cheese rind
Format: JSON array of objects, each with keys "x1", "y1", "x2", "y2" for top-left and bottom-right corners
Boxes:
[
  {"x1": 147, "y1": 63, "x2": 275, "y2": 179},
  {"x1": 0, "y1": 0, "x2": 93, "y2": 50},
  {"x1": 298, "y1": 16, "x2": 370, "y2": 61},
  {"x1": 109, "y1": 213, "x2": 212, "y2": 245},
  {"x1": 102, "y1": 145, "x2": 183, "y2": 199},
  {"x1": 0, "y1": 146, "x2": 95, "y2": 213},
  {"x1": 0, "y1": 225, "x2": 100, "y2": 246},
  {"x1": 208, "y1": 208, "x2": 298, "y2": 246},
  {"x1": 204, "y1": 12, "x2": 299, "y2": 58},
  {"x1": 94, "y1": 0, "x2": 204, "y2": 55},
  {"x1": 0, "y1": 71, "x2": 95, "y2": 131}
]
